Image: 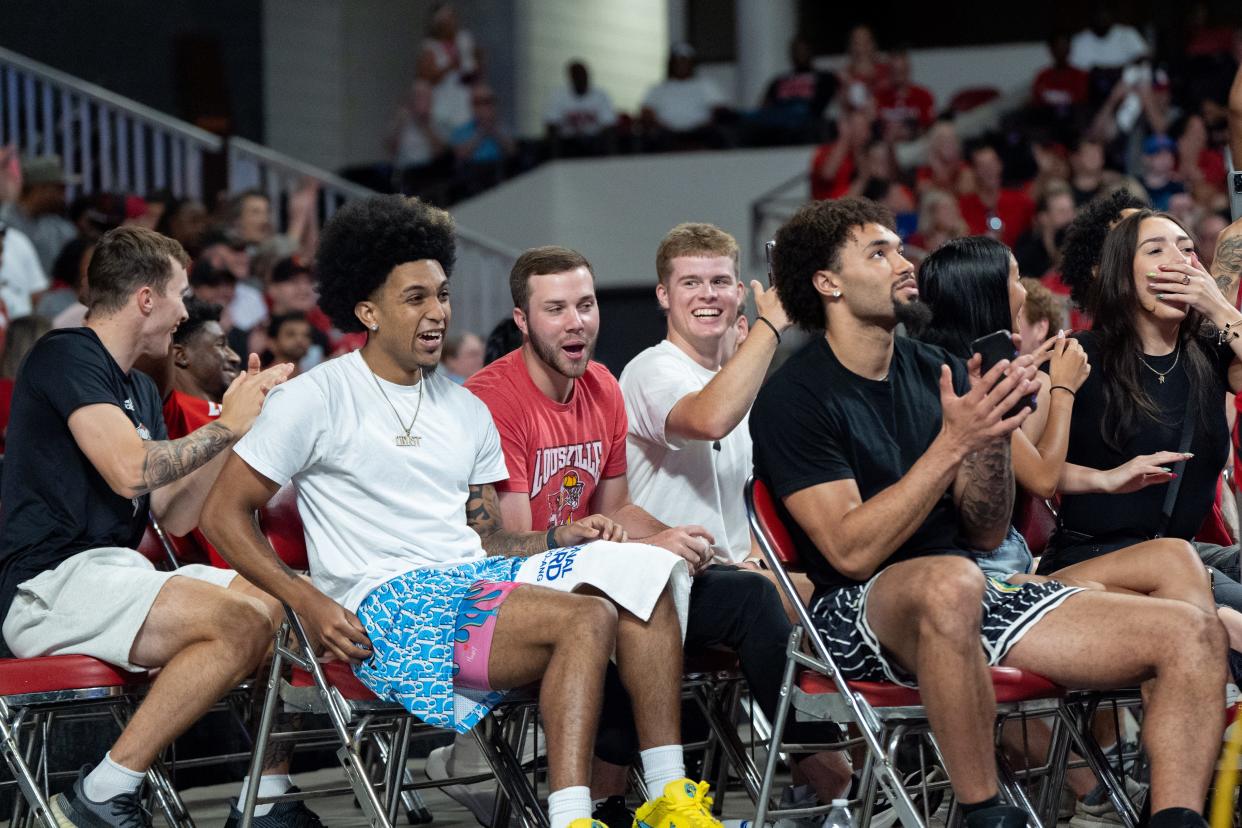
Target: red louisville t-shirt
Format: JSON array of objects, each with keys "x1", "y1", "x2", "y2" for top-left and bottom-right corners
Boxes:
[
  {"x1": 465, "y1": 349, "x2": 628, "y2": 530},
  {"x1": 162, "y1": 390, "x2": 224, "y2": 565}
]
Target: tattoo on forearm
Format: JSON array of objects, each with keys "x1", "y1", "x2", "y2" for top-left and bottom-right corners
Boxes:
[
  {"x1": 958, "y1": 439, "x2": 1014, "y2": 547},
  {"x1": 1214, "y1": 235, "x2": 1242, "y2": 293},
  {"x1": 465, "y1": 483, "x2": 550, "y2": 557},
  {"x1": 136, "y1": 422, "x2": 234, "y2": 494}
]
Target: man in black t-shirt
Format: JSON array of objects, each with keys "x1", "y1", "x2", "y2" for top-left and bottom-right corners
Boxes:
[
  {"x1": 0, "y1": 226, "x2": 293, "y2": 827},
  {"x1": 751, "y1": 197, "x2": 1227, "y2": 828}
]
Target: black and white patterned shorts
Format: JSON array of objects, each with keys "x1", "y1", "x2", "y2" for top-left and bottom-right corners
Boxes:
[{"x1": 809, "y1": 573, "x2": 1083, "y2": 687}]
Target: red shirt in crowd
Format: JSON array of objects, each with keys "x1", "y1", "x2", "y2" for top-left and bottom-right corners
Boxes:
[
  {"x1": 810, "y1": 143, "x2": 856, "y2": 201},
  {"x1": 957, "y1": 190, "x2": 1036, "y2": 248},
  {"x1": 162, "y1": 390, "x2": 224, "y2": 565},
  {"x1": 875, "y1": 84, "x2": 935, "y2": 130},
  {"x1": 1030, "y1": 66, "x2": 1089, "y2": 110},
  {"x1": 465, "y1": 349, "x2": 628, "y2": 530}
]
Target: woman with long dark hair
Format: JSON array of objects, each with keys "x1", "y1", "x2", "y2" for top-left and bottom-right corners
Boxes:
[
  {"x1": 918, "y1": 235, "x2": 1229, "y2": 605},
  {"x1": 917, "y1": 236, "x2": 1092, "y2": 576},
  {"x1": 1037, "y1": 209, "x2": 1242, "y2": 656}
]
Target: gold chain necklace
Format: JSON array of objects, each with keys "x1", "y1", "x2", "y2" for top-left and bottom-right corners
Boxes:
[
  {"x1": 369, "y1": 366, "x2": 424, "y2": 447},
  {"x1": 1137, "y1": 342, "x2": 1180, "y2": 385}
]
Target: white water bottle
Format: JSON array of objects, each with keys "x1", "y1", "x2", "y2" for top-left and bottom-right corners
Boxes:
[{"x1": 823, "y1": 798, "x2": 853, "y2": 828}]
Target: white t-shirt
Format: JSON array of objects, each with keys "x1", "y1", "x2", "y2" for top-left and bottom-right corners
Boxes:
[
  {"x1": 234, "y1": 351, "x2": 509, "y2": 612},
  {"x1": 1069, "y1": 25, "x2": 1147, "y2": 70},
  {"x1": 619, "y1": 340, "x2": 752, "y2": 565},
  {"x1": 0, "y1": 227, "x2": 49, "y2": 319},
  {"x1": 544, "y1": 86, "x2": 617, "y2": 137},
  {"x1": 642, "y1": 77, "x2": 726, "y2": 132}
]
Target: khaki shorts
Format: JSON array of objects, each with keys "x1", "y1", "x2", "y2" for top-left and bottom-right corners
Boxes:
[{"x1": 3, "y1": 547, "x2": 237, "y2": 671}]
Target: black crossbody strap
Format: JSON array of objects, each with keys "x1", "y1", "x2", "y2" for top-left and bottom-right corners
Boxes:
[{"x1": 1157, "y1": 391, "x2": 1197, "y2": 537}]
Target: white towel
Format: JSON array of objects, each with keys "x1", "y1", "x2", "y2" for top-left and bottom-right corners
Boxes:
[{"x1": 514, "y1": 541, "x2": 691, "y2": 639}]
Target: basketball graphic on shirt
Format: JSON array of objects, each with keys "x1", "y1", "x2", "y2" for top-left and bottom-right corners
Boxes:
[{"x1": 546, "y1": 470, "x2": 587, "y2": 528}]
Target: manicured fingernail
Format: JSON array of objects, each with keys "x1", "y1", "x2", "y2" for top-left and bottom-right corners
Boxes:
[
  {"x1": 1161, "y1": 466, "x2": 1172, "y2": 472},
  {"x1": 1184, "y1": 452, "x2": 1194, "y2": 458},
  {"x1": 1147, "y1": 271, "x2": 1157, "y2": 277}
]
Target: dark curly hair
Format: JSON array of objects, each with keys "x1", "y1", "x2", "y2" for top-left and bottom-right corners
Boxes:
[
  {"x1": 771, "y1": 197, "x2": 895, "y2": 331},
  {"x1": 1058, "y1": 188, "x2": 1148, "y2": 310},
  {"x1": 316, "y1": 195, "x2": 456, "y2": 332},
  {"x1": 174, "y1": 296, "x2": 223, "y2": 346}
]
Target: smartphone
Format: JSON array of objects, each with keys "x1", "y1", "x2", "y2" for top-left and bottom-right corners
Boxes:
[
  {"x1": 764, "y1": 239, "x2": 776, "y2": 281},
  {"x1": 968, "y1": 329, "x2": 1037, "y2": 420}
]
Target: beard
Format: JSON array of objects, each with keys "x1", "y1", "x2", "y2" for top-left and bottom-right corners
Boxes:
[
  {"x1": 893, "y1": 297, "x2": 933, "y2": 335},
  {"x1": 528, "y1": 327, "x2": 595, "y2": 379}
]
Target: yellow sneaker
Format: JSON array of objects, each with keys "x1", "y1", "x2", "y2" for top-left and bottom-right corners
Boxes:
[
  {"x1": 634, "y1": 778, "x2": 721, "y2": 828},
  {"x1": 567, "y1": 820, "x2": 609, "y2": 828}
]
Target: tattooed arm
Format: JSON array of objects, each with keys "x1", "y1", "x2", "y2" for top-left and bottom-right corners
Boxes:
[
  {"x1": 466, "y1": 483, "x2": 552, "y2": 557},
  {"x1": 67, "y1": 404, "x2": 240, "y2": 536},
  {"x1": 465, "y1": 483, "x2": 627, "y2": 557},
  {"x1": 1212, "y1": 224, "x2": 1242, "y2": 307},
  {"x1": 952, "y1": 438, "x2": 1015, "y2": 552}
]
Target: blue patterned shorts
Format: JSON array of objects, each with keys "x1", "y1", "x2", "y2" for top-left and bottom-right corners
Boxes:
[{"x1": 353, "y1": 556, "x2": 523, "y2": 733}]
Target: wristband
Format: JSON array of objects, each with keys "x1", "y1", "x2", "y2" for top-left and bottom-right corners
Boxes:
[
  {"x1": 546, "y1": 526, "x2": 559, "y2": 550},
  {"x1": 756, "y1": 316, "x2": 781, "y2": 344},
  {"x1": 1050, "y1": 385, "x2": 1076, "y2": 397}
]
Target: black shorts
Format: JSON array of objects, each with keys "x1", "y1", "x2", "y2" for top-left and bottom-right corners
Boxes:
[{"x1": 809, "y1": 573, "x2": 1083, "y2": 687}]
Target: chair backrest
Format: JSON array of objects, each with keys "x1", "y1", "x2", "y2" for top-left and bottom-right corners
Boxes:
[
  {"x1": 1012, "y1": 492, "x2": 1057, "y2": 558},
  {"x1": 948, "y1": 86, "x2": 1000, "y2": 113},
  {"x1": 746, "y1": 477, "x2": 804, "y2": 572},
  {"x1": 259, "y1": 483, "x2": 310, "y2": 571}
]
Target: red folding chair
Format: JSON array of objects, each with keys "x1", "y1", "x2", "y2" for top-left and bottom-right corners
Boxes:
[
  {"x1": 744, "y1": 477, "x2": 1067, "y2": 827},
  {"x1": 239, "y1": 484, "x2": 547, "y2": 828},
  {"x1": 0, "y1": 656, "x2": 194, "y2": 828}
]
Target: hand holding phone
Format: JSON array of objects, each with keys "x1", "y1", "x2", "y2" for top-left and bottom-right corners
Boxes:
[{"x1": 969, "y1": 329, "x2": 1038, "y2": 420}]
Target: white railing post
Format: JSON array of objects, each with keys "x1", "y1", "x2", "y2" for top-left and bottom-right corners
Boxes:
[
  {"x1": 115, "y1": 111, "x2": 130, "y2": 193},
  {"x1": 78, "y1": 96, "x2": 92, "y2": 193},
  {"x1": 98, "y1": 104, "x2": 113, "y2": 192}
]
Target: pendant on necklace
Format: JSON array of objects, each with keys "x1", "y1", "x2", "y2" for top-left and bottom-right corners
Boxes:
[
  {"x1": 1158, "y1": 376, "x2": 1165, "y2": 384},
  {"x1": 396, "y1": 435, "x2": 422, "y2": 447}
]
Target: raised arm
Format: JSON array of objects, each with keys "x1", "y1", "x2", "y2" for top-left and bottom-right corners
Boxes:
[
  {"x1": 1011, "y1": 335, "x2": 1091, "y2": 499},
  {"x1": 665, "y1": 282, "x2": 791, "y2": 442},
  {"x1": 1229, "y1": 62, "x2": 1242, "y2": 174}
]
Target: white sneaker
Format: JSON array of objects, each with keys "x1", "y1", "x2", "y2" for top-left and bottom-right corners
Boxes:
[{"x1": 424, "y1": 744, "x2": 498, "y2": 827}]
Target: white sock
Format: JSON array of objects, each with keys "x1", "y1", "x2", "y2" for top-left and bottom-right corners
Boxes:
[
  {"x1": 237, "y1": 773, "x2": 293, "y2": 817},
  {"x1": 83, "y1": 752, "x2": 144, "y2": 803},
  {"x1": 639, "y1": 745, "x2": 686, "y2": 798},
  {"x1": 548, "y1": 785, "x2": 592, "y2": 828}
]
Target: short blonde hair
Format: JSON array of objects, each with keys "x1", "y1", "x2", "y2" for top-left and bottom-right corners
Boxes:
[{"x1": 656, "y1": 223, "x2": 739, "y2": 285}]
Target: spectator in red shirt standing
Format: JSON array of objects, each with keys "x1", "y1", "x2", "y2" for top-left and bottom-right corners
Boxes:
[
  {"x1": 875, "y1": 48, "x2": 934, "y2": 142},
  {"x1": 957, "y1": 143, "x2": 1036, "y2": 247},
  {"x1": 839, "y1": 24, "x2": 889, "y2": 105},
  {"x1": 0, "y1": 315, "x2": 51, "y2": 452}
]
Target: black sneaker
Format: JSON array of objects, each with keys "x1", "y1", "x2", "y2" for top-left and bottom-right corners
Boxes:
[
  {"x1": 223, "y1": 788, "x2": 325, "y2": 828},
  {"x1": 964, "y1": 804, "x2": 1028, "y2": 828},
  {"x1": 592, "y1": 795, "x2": 633, "y2": 828},
  {"x1": 50, "y1": 765, "x2": 151, "y2": 828}
]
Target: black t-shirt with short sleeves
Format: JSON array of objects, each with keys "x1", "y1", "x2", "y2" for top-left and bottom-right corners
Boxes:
[
  {"x1": 750, "y1": 335, "x2": 971, "y2": 596},
  {"x1": 1052, "y1": 331, "x2": 1232, "y2": 549},
  {"x1": 0, "y1": 327, "x2": 167, "y2": 626}
]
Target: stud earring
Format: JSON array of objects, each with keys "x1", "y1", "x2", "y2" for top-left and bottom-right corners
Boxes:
[
  {"x1": 832, "y1": 290, "x2": 842, "y2": 298},
  {"x1": 370, "y1": 324, "x2": 379, "y2": 331}
]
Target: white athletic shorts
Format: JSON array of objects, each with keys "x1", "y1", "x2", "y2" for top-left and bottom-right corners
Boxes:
[{"x1": 3, "y1": 547, "x2": 237, "y2": 671}]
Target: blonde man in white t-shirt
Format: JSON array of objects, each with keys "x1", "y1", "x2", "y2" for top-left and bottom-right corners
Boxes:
[{"x1": 618, "y1": 223, "x2": 852, "y2": 808}]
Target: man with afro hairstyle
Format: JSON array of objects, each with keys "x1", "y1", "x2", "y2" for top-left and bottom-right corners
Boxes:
[
  {"x1": 203, "y1": 195, "x2": 706, "y2": 828},
  {"x1": 1057, "y1": 187, "x2": 1148, "y2": 312},
  {"x1": 750, "y1": 196, "x2": 1227, "y2": 828}
]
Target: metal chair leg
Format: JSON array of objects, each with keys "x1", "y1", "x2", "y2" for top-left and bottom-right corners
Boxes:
[{"x1": 240, "y1": 630, "x2": 288, "y2": 828}]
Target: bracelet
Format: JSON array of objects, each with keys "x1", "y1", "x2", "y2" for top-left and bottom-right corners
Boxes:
[
  {"x1": 1050, "y1": 385, "x2": 1076, "y2": 397},
  {"x1": 756, "y1": 316, "x2": 781, "y2": 344},
  {"x1": 546, "y1": 526, "x2": 559, "y2": 550},
  {"x1": 1220, "y1": 318, "x2": 1242, "y2": 345}
]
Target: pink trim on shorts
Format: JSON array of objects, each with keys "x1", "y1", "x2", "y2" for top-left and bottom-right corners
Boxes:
[{"x1": 453, "y1": 579, "x2": 520, "y2": 691}]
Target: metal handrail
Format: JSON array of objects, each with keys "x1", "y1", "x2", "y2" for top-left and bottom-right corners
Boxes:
[
  {"x1": 0, "y1": 45, "x2": 221, "y2": 150},
  {"x1": 227, "y1": 137, "x2": 374, "y2": 200}
]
